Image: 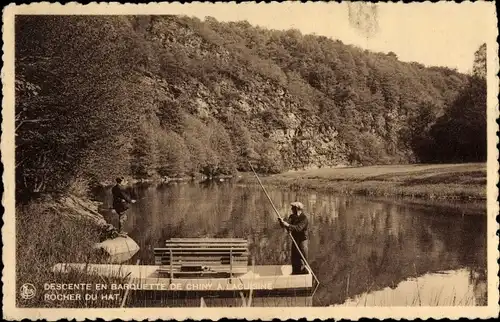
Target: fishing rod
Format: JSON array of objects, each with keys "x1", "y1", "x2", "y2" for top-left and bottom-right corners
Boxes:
[
  {"x1": 247, "y1": 161, "x2": 320, "y2": 296},
  {"x1": 99, "y1": 195, "x2": 149, "y2": 210}
]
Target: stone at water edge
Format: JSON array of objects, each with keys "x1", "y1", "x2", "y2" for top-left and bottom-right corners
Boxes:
[{"x1": 93, "y1": 235, "x2": 140, "y2": 264}]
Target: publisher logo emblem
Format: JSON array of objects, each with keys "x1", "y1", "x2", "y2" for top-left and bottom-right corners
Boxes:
[{"x1": 20, "y1": 283, "x2": 36, "y2": 300}]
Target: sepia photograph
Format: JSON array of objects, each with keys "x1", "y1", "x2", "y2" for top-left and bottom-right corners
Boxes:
[{"x1": 2, "y1": 1, "x2": 499, "y2": 320}]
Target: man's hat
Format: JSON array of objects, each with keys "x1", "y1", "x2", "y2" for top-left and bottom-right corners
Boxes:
[{"x1": 290, "y1": 201, "x2": 304, "y2": 210}]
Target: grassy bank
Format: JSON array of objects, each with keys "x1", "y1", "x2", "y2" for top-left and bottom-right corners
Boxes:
[
  {"x1": 16, "y1": 198, "x2": 128, "y2": 308},
  {"x1": 239, "y1": 163, "x2": 487, "y2": 201}
]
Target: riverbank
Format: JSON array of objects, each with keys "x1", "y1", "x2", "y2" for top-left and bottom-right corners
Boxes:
[
  {"x1": 16, "y1": 194, "x2": 129, "y2": 307},
  {"x1": 97, "y1": 174, "x2": 235, "y2": 188},
  {"x1": 238, "y1": 163, "x2": 487, "y2": 201}
]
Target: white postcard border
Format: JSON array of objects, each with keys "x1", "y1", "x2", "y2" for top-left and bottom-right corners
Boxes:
[{"x1": 2, "y1": 2, "x2": 499, "y2": 320}]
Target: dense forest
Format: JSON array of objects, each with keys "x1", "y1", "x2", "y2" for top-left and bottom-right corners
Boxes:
[{"x1": 15, "y1": 15, "x2": 487, "y2": 198}]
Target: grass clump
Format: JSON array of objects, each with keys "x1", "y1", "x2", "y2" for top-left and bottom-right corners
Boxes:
[
  {"x1": 239, "y1": 163, "x2": 487, "y2": 201},
  {"x1": 16, "y1": 199, "x2": 127, "y2": 308}
]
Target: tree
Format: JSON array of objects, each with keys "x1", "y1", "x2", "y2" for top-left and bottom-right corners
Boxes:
[
  {"x1": 430, "y1": 75, "x2": 486, "y2": 162},
  {"x1": 405, "y1": 101, "x2": 439, "y2": 162},
  {"x1": 130, "y1": 124, "x2": 158, "y2": 179},
  {"x1": 387, "y1": 51, "x2": 398, "y2": 59},
  {"x1": 157, "y1": 100, "x2": 185, "y2": 133},
  {"x1": 473, "y1": 43, "x2": 486, "y2": 79},
  {"x1": 426, "y1": 43, "x2": 487, "y2": 163},
  {"x1": 77, "y1": 134, "x2": 132, "y2": 186},
  {"x1": 257, "y1": 141, "x2": 284, "y2": 174},
  {"x1": 207, "y1": 120, "x2": 237, "y2": 175},
  {"x1": 227, "y1": 120, "x2": 258, "y2": 171},
  {"x1": 182, "y1": 115, "x2": 215, "y2": 176},
  {"x1": 15, "y1": 16, "x2": 146, "y2": 197},
  {"x1": 156, "y1": 131, "x2": 191, "y2": 177}
]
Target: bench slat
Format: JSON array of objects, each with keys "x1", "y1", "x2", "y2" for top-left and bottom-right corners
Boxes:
[
  {"x1": 153, "y1": 254, "x2": 250, "y2": 258},
  {"x1": 155, "y1": 239, "x2": 250, "y2": 275},
  {"x1": 154, "y1": 258, "x2": 249, "y2": 263},
  {"x1": 155, "y1": 263, "x2": 248, "y2": 268},
  {"x1": 155, "y1": 256, "x2": 247, "y2": 261},
  {"x1": 157, "y1": 247, "x2": 248, "y2": 250},
  {"x1": 155, "y1": 258, "x2": 248, "y2": 265},
  {"x1": 166, "y1": 240, "x2": 247, "y2": 243},
  {"x1": 158, "y1": 245, "x2": 248, "y2": 250},
  {"x1": 154, "y1": 255, "x2": 247, "y2": 259},
  {"x1": 154, "y1": 253, "x2": 248, "y2": 258},
  {"x1": 155, "y1": 249, "x2": 248, "y2": 254},
  {"x1": 155, "y1": 262, "x2": 248, "y2": 266},
  {"x1": 155, "y1": 264, "x2": 248, "y2": 268},
  {"x1": 157, "y1": 267, "x2": 248, "y2": 273},
  {"x1": 166, "y1": 241, "x2": 247, "y2": 244},
  {"x1": 168, "y1": 238, "x2": 247, "y2": 242},
  {"x1": 157, "y1": 272, "x2": 248, "y2": 276},
  {"x1": 154, "y1": 259, "x2": 247, "y2": 263},
  {"x1": 156, "y1": 247, "x2": 248, "y2": 250},
  {"x1": 157, "y1": 264, "x2": 248, "y2": 268},
  {"x1": 155, "y1": 261, "x2": 248, "y2": 266},
  {"x1": 157, "y1": 273, "x2": 249, "y2": 276},
  {"x1": 155, "y1": 251, "x2": 248, "y2": 254},
  {"x1": 155, "y1": 256, "x2": 248, "y2": 262}
]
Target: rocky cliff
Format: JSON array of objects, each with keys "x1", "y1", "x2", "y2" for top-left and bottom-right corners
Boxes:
[
  {"x1": 16, "y1": 15, "x2": 472, "y2": 188},
  {"x1": 133, "y1": 15, "x2": 468, "y2": 172}
]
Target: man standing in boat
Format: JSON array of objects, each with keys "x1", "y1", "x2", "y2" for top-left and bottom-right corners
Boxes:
[
  {"x1": 111, "y1": 177, "x2": 136, "y2": 233},
  {"x1": 279, "y1": 201, "x2": 309, "y2": 275}
]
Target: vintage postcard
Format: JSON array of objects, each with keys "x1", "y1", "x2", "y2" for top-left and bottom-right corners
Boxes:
[{"x1": 2, "y1": 1, "x2": 499, "y2": 320}]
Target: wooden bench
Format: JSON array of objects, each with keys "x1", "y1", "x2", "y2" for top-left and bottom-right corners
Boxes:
[{"x1": 154, "y1": 238, "x2": 249, "y2": 278}]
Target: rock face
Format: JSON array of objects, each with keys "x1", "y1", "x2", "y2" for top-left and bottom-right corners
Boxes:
[
  {"x1": 139, "y1": 17, "x2": 352, "y2": 171},
  {"x1": 129, "y1": 16, "x2": 468, "y2": 171},
  {"x1": 48, "y1": 194, "x2": 107, "y2": 228},
  {"x1": 141, "y1": 63, "x2": 350, "y2": 171}
]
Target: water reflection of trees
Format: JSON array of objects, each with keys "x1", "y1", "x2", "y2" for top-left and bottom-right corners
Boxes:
[
  {"x1": 469, "y1": 267, "x2": 487, "y2": 306},
  {"x1": 119, "y1": 183, "x2": 486, "y2": 306},
  {"x1": 307, "y1": 200, "x2": 486, "y2": 305}
]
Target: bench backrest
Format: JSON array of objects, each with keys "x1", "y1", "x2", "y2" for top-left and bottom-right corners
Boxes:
[{"x1": 154, "y1": 238, "x2": 249, "y2": 277}]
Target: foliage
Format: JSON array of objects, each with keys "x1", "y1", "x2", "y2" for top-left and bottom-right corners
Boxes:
[
  {"x1": 207, "y1": 119, "x2": 238, "y2": 175},
  {"x1": 348, "y1": 131, "x2": 388, "y2": 165},
  {"x1": 15, "y1": 16, "x2": 485, "y2": 199},
  {"x1": 130, "y1": 123, "x2": 158, "y2": 179},
  {"x1": 430, "y1": 75, "x2": 487, "y2": 162},
  {"x1": 403, "y1": 101, "x2": 440, "y2": 163},
  {"x1": 15, "y1": 16, "x2": 146, "y2": 196},
  {"x1": 156, "y1": 131, "x2": 191, "y2": 177},
  {"x1": 473, "y1": 43, "x2": 487, "y2": 79},
  {"x1": 405, "y1": 43, "x2": 487, "y2": 163},
  {"x1": 16, "y1": 200, "x2": 128, "y2": 308},
  {"x1": 157, "y1": 100, "x2": 185, "y2": 133},
  {"x1": 256, "y1": 141, "x2": 285, "y2": 174}
]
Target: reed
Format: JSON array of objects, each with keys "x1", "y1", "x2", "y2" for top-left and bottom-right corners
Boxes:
[{"x1": 16, "y1": 201, "x2": 128, "y2": 308}]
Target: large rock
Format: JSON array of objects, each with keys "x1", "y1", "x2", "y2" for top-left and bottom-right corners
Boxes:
[{"x1": 51, "y1": 194, "x2": 107, "y2": 228}]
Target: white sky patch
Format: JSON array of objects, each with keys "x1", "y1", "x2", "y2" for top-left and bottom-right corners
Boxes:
[{"x1": 161, "y1": 2, "x2": 492, "y2": 74}]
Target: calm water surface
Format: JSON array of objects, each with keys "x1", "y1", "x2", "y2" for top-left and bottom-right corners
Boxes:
[{"x1": 100, "y1": 181, "x2": 487, "y2": 306}]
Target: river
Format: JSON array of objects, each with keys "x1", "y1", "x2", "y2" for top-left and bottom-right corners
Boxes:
[{"x1": 99, "y1": 180, "x2": 487, "y2": 306}]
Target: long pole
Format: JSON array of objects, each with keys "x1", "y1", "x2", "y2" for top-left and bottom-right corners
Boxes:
[
  {"x1": 248, "y1": 164, "x2": 285, "y2": 220},
  {"x1": 120, "y1": 259, "x2": 140, "y2": 308},
  {"x1": 247, "y1": 162, "x2": 320, "y2": 295}
]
